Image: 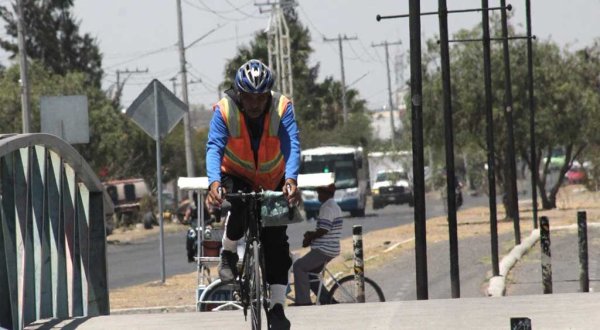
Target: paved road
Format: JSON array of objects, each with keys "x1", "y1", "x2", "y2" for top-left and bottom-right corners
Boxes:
[
  {"x1": 370, "y1": 232, "x2": 514, "y2": 301},
  {"x1": 107, "y1": 192, "x2": 492, "y2": 289}
]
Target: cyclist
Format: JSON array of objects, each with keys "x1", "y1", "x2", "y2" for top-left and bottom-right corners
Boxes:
[
  {"x1": 293, "y1": 182, "x2": 343, "y2": 306},
  {"x1": 205, "y1": 59, "x2": 300, "y2": 329}
]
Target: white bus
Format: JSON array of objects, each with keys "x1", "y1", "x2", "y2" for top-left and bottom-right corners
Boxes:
[{"x1": 300, "y1": 145, "x2": 368, "y2": 218}]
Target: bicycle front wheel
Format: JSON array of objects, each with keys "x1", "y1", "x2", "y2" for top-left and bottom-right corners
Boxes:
[
  {"x1": 199, "y1": 280, "x2": 242, "y2": 312},
  {"x1": 329, "y1": 275, "x2": 385, "y2": 303},
  {"x1": 248, "y1": 240, "x2": 262, "y2": 330}
]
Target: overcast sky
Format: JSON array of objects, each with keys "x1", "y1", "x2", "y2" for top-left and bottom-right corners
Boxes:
[{"x1": 67, "y1": 0, "x2": 600, "y2": 110}]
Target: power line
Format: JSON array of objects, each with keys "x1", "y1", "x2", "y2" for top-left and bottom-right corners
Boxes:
[
  {"x1": 225, "y1": 0, "x2": 262, "y2": 18},
  {"x1": 104, "y1": 43, "x2": 176, "y2": 70},
  {"x1": 358, "y1": 39, "x2": 383, "y2": 64},
  {"x1": 184, "y1": 0, "x2": 263, "y2": 21},
  {"x1": 297, "y1": 4, "x2": 339, "y2": 55}
]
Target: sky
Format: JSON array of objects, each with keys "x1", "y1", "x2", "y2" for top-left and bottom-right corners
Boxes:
[{"x1": 64, "y1": 0, "x2": 600, "y2": 111}]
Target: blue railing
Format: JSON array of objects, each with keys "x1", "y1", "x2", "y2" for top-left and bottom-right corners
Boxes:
[{"x1": 0, "y1": 133, "x2": 113, "y2": 330}]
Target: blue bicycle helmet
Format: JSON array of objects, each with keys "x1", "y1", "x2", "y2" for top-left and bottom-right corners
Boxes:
[{"x1": 235, "y1": 59, "x2": 275, "y2": 94}]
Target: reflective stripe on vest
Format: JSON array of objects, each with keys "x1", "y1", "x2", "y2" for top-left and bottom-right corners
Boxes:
[{"x1": 213, "y1": 92, "x2": 290, "y2": 189}]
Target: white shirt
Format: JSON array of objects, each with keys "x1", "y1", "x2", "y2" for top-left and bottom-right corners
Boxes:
[{"x1": 311, "y1": 198, "x2": 343, "y2": 257}]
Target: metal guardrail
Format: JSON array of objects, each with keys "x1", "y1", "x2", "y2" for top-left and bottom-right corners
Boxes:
[{"x1": 0, "y1": 133, "x2": 113, "y2": 329}]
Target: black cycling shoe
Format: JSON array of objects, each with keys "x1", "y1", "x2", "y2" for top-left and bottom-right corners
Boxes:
[
  {"x1": 218, "y1": 250, "x2": 238, "y2": 283},
  {"x1": 267, "y1": 304, "x2": 291, "y2": 330}
]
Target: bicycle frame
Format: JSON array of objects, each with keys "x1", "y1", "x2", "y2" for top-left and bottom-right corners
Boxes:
[
  {"x1": 226, "y1": 191, "x2": 269, "y2": 329},
  {"x1": 287, "y1": 265, "x2": 343, "y2": 305}
]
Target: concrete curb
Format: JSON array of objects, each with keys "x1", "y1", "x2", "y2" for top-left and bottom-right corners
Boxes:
[
  {"x1": 486, "y1": 222, "x2": 600, "y2": 297},
  {"x1": 111, "y1": 305, "x2": 195, "y2": 315},
  {"x1": 487, "y1": 229, "x2": 540, "y2": 297}
]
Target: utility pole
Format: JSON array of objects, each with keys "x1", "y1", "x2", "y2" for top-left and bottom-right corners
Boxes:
[
  {"x1": 176, "y1": 0, "x2": 195, "y2": 178},
  {"x1": 169, "y1": 76, "x2": 178, "y2": 97},
  {"x1": 115, "y1": 68, "x2": 149, "y2": 104},
  {"x1": 324, "y1": 34, "x2": 357, "y2": 125},
  {"x1": 169, "y1": 76, "x2": 200, "y2": 98},
  {"x1": 16, "y1": 0, "x2": 31, "y2": 133},
  {"x1": 116, "y1": 68, "x2": 149, "y2": 91},
  {"x1": 257, "y1": 0, "x2": 294, "y2": 98},
  {"x1": 372, "y1": 40, "x2": 402, "y2": 148}
]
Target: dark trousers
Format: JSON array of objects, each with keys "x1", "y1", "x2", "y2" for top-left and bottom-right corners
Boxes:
[{"x1": 221, "y1": 174, "x2": 292, "y2": 285}]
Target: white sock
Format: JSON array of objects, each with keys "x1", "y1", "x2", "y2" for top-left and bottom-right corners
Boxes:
[
  {"x1": 222, "y1": 236, "x2": 237, "y2": 252},
  {"x1": 221, "y1": 213, "x2": 238, "y2": 252},
  {"x1": 270, "y1": 284, "x2": 287, "y2": 309}
]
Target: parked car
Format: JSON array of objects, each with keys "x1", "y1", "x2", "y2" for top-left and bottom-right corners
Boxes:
[
  {"x1": 371, "y1": 170, "x2": 414, "y2": 209},
  {"x1": 565, "y1": 163, "x2": 587, "y2": 184}
]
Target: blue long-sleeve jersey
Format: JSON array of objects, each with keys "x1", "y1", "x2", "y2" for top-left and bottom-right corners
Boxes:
[{"x1": 206, "y1": 101, "x2": 301, "y2": 187}]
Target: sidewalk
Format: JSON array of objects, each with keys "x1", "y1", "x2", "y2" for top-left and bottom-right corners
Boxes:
[
  {"x1": 27, "y1": 292, "x2": 600, "y2": 329},
  {"x1": 505, "y1": 224, "x2": 600, "y2": 296}
]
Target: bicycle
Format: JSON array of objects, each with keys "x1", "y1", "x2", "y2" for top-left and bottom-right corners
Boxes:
[
  {"x1": 286, "y1": 262, "x2": 385, "y2": 305},
  {"x1": 198, "y1": 189, "x2": 299, "y2": 330}
]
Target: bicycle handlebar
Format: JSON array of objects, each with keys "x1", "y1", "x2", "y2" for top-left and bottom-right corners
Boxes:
[
  {"x1": 223, "y1": 190, "x2": 283, "y2": 200},
  {"x1": 224, "y1": 189, "x2": 295, "y2": 220}
]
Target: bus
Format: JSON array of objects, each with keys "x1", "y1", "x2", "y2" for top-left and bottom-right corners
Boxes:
[{"x1": 300, "y1": 145, "x2": 368, "y2": 218}]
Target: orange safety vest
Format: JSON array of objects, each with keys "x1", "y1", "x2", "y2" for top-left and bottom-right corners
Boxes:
[{"x1": 213, "y1": 92, "x2": 290, "y2": 190}]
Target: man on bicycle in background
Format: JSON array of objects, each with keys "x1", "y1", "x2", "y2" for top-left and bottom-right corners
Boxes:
[
  {"x1": 205, "y1": 59, "x2": 300, "y2": 329},
  {"x1": 293, "y1": 182, "x2": 343, "y2": 305}
]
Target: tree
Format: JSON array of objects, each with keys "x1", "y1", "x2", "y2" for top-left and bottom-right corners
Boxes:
[
  {"x1": 407, "y1": 14, "x2": 600, "y2": 210},
  {"x1": 0, "y1": 0, "x2": 103, "y2": 87},
  {"x1": 219, "y1": 7, "x2": 372, "y2": 150}
]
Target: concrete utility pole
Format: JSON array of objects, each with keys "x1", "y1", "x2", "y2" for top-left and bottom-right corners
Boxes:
[
  {"x1": 16, "y1": 0, "x2": 31, "y2": 133},
  {"x1": 257, "y1": 0, "x2": 294, "y2": 98},
  {"x1": 169, "y1": 76, "x2": 178, "y2": 96},
  {"x1": 169, "y1": 76, "x2": 200, "y2": 98},
  {"x1": 372, "y1": 40, "x2": 402, "y2": 147},
  {"x1": 324, "y1": 34, "x2": 357, "y2": 125},
  {"x1": 116, "y1": 68, "x2": 149, "y2": 91},
  {"x1": 176, "y1": 0, "x2": 195, "y2": 178}
]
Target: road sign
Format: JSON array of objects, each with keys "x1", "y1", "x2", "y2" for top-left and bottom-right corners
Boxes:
[
  {"x1": 126, "y1": 79, "x2": 187, "y2": 140},
  {"x1": 125, "y1": 79, "x2": 188, "y2": 283},
  {"x1": 40, "y1": 95, "x2": 89, "y2": 144}
]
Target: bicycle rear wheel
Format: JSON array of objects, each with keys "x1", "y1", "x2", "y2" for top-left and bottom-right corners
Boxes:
[
  {"x1": 248, "y1": 240, "x2": 262, "y2": 330},
  {"x1": 329, "y1": 275, "x2": 385, "y2": 303}
]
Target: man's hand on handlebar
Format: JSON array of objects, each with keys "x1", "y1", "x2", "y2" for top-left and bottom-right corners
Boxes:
[
  {"x1": 283, "y1": 178, "x2": 299, "y2": 206},
  {"x1": 206, "y1": 181, "x2": 226, "y2": 208}
]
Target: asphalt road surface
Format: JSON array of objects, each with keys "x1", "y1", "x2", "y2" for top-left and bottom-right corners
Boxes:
[{"x1": 107, "y1": 192, "x2": 492, "y2": 289}]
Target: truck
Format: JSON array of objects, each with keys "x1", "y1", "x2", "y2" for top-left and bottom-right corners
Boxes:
[
  {"x1": 103, "y1": 178, "x2": 150, "y2": 227},
  {"x1": 367, "y1": 151, "x2": 414, "y2": 209}
]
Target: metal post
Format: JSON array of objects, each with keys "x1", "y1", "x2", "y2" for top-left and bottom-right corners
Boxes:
[
  {"x1": 540, "y1": 216, "x2": 552, "y2": 294},
  {"x1": 526, "y1": 0, "x2": 539, "y2": 229},
  {"x1": 577, "y1": 211, "x2": 589, "y2": 292},
  {"x1": 176, "y1": 0, "x2": 196, "y2": 178},
  {"x1": 409, "y1": 0, "x2": 428, "y2": 300},
  {"x1": 500, "y1": 0, "x2": 520, "y2": 245},
  {"x1": 482, "y1": 0, "x2": 500, "y2": 277},
  {"x1": 352, "y1": 225, "x2": 365, "y2": 303},
  {"x1": 154, "y1": 81, "x2": 166, "y2": 283},
  {"x1": 16, "y1": 0, "x2": 31, "y2": 133},
  {"x1": 438, "y1": 0, "x2": 460, "y2": 298}
]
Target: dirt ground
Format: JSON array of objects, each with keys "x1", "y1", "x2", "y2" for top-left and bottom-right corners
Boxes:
[{"x1": 108, "y1": 185, "x2": 600, "y2": 311}]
